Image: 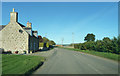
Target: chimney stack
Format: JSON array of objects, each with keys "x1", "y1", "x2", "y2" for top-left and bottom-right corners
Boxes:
[
  {"x1": 27, "y1": 21, "x2": 32, "y2": 28},
  {"x1": 10, "y1": 8, "x2": 18, "y2": 22}
]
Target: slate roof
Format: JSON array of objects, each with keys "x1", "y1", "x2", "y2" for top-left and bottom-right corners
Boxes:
[
  {"x1": 0, "y1": 22, "x2": 25, "y2": 31},
  {"x1": 17, "y1": 22, "x2": 25, "y2": 27},
  {"x1": 32, "y1": 31, "x2": 37, "y2": 33},
  {"x1": 0, "y1": 25, "x2": 6, "y2": 31},
  {"x1": 0, "y1": 23, "x2": 38, "y2": 38},
  {"x1": 21, "y1": 24, "x2": 38, "y2": 38}
]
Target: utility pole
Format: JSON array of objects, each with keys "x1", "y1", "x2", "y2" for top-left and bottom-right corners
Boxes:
[
  {"x1": 61, "y1": 38, "x2": 64, "y2": 47},
  {"x1": 72, "y1": 32, "x2": 74, "y2": 48}
]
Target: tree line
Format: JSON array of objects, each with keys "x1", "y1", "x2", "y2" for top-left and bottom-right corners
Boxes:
[
  {"x1": 74, "y1": 33, "x2": 120, "y2": 54},
  {"x1": 38, "y1": 36, "x2": 56, "y2": 49}
]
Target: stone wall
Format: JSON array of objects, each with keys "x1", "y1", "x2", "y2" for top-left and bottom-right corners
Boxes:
[
  {"x1": 29, "y1": 36, "x2": 39, "y2": 52},
  {"x1": 1, "y1": 22, "x2": 29, "y2": 54}
]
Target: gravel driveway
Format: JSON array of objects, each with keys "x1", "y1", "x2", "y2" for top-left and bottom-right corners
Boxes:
[{"x1": 27, "y1": 48, "x2": 56, "y2": 58}]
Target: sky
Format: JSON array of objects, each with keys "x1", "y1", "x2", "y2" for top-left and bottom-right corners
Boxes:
[
  {"x1": 2, "y1": 2, "x2": 118, "y2": 44},
  {"x1": 1, "y1": 0, "x2": 120, "y2": 2}
]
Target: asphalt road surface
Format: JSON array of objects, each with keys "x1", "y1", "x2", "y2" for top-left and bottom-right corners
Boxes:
[{"x1": 33, "y1": 48, "x2": 118, "y2": 74}]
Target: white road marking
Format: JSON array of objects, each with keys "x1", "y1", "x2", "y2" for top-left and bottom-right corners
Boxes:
[{"x1": 87, "y1": 64, "x2": 102, "y2": 74}]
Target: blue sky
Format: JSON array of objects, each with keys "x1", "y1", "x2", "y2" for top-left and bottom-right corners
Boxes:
[{"x1": 2, "y1": 2, "x2": 118, "y2": 44}]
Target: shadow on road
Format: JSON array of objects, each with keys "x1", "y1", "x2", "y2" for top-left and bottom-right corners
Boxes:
[{"x1": 26, "y1": 62, "x2": 44, "y2": 76}]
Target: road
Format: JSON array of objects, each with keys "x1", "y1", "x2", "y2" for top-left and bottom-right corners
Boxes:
[{"x1": 33, "y1": 48, "x2": 118, "y2": 74}]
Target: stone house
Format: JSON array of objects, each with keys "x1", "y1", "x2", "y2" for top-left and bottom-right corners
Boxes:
[{"x1": 0, "y1": 8, "x2": 39, "y2": 54}]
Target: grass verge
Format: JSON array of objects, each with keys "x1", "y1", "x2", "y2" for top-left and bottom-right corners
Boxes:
[
  {"x1": 59, "y1": 47, "x2": 119, "y2": 61},
  {"x1": 2, "y1": 54, "x2": 45, "y2": 75}
]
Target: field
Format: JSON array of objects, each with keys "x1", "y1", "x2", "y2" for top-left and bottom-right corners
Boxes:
[
  {"x1": 60, "y1": 47, "x2": 119, "y2": 61},
  {"x1": 2, "y1": 54, "x2": 45, "y2": 75}
]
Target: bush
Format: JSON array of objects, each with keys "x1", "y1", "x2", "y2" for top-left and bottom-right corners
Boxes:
[
  {"x1": 15, "y1": 51, "x2": 19, "y2": 54},
  {"x1": 39, "y1": 43, "x2": 44, "y2": 47},
  {"x1": 46, "y1": 42, "x2": 50, "y2": 48},
  {"x1": 74, "y1": 36, "x2": 120, "y2": 54},
  {"x1": 2, "y1": 50, "x2": 12, "y2": 54},
  {"x1": 6, "y1": 50, "x2": 12, "y2": 54}
]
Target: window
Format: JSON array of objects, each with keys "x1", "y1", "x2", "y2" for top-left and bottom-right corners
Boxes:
[{"x1": 19, "y1": 29, "x2": 23, "y2": 33}]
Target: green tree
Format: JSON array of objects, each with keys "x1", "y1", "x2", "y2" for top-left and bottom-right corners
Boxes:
[
  {"x1": 102, "y1": 37, "x2": 112, "y2": 52},
  {"x1": 95, "y1": 40, "x2": 104, "y2": 52},
  {"x1": 38, "y1": 35, "x2": 43, "y2": 42},
  {"x1": 85, "y1": 41, "x2": 95, "y2": 50},
  {"x1": 49, "y1": 40, "x2": 56, "y2": 45},
  {"x1": 46, "y1": 42, "x2": 50, "y2": 48},
  {"x1": 118, "y1": 35, "x2": 120, "y2": 54},
  {"x1": 84, "y1": 33, "x2": 95, "y2": 42},
  {"x1": 42, "y1": 37, "x2": 49, "y2": 43},
  {"x1": 103, "y1": 37, "x2": 111, "y2": 42},
  {"x1": 111, "y1": 37, "x2": 119, "y2": 54}
]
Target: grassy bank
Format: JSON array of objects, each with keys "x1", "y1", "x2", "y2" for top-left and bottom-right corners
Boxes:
[
  {"x1": 2, "y1": 54, "x2": 45, "y2": 75},
  {"x1": 60, "y1": 47, "x2": 119, "y2": 61}
]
